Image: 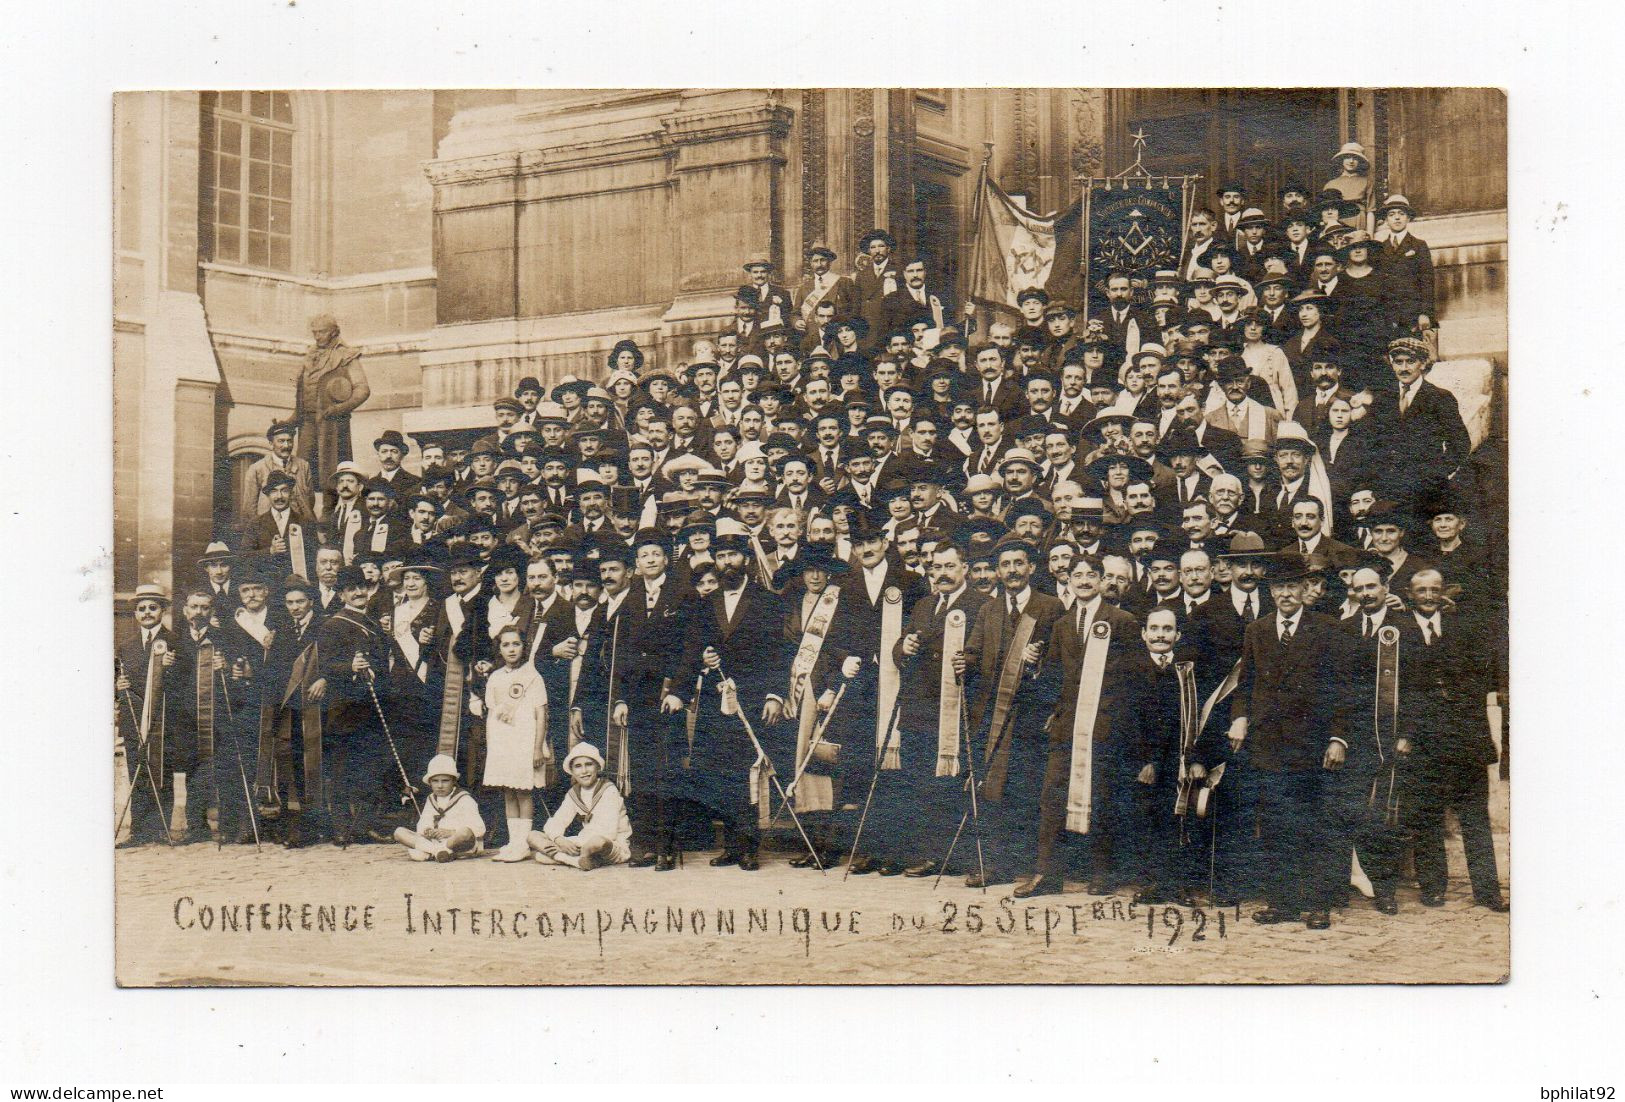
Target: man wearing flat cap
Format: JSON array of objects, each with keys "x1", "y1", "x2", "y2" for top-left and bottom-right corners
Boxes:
[
  {"x1": 472, "y1": 397, "x2": 530, "y2": 457},
  {"x1": 240, "y1": 419, "x2": 316, "y2": 522},
  {"x1": 854, "y1": 229, "x2": 901, "y2": 351},
  {"x1": 1377, "y1": 336, "x2": 1472, "y2": 507}
]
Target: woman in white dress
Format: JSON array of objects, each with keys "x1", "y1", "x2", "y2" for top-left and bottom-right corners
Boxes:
[
  {"x1": 1240, "y1": 312, "x2": 1299, "y2": 414},
  {"x1": 479, "y1": 625, "x2": 551, "y2": 861}
]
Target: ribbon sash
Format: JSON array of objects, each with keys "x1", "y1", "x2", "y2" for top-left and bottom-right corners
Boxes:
[
  {"x1": 980, "y1": 612, "x2": 1037, "y2": 802},
  {"x1": 603, "y1": 615, "x2": 630, "y2": 796},
  {"x1": 875, "y1": 587, "x2": 903, "y2": 770},
  {"x1": 287, "y1": 523, "x2": 307, "y2": 580},
  {"x1": 1172, "y1": 660, "x2": 1201, "y2": 818},
  {"x1": 196, "y1": 642, "x2": 218, "y2": 818},
  {"x1": 1064, "y1": 620, "x2": 1112, "y2": 833},
  {"x1": 790, "y1": 587, "x2": 842, "y2": 813},
  {"x1": 140, "y1": 641, "x2": 167, "y2": 779},
  {"x1": 1374, "y1": 624, "x2": 1401, "y2": 765},
  {"x1": 935, "y1": 609, "x2": 967, "y2": 777}
]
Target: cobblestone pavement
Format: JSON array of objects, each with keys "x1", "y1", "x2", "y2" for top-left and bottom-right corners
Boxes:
[{"x1": 116, "y1": 824, "x2": 1508, "y2": 987}]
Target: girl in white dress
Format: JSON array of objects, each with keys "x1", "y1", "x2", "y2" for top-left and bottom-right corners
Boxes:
[{"x1": 481, "y1": 625, "x2": 551, "y2": 861}]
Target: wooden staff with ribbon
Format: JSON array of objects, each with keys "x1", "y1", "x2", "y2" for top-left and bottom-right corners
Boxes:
[
  {"x1": 196, "y1": 641, "x2": 223, "y2": 847},
  {"x1": 934, "y1": 609, "x2": 968, "y2": 777},
  {"x1": 718, "y1": 670, "x2": 823, "y2": 872},
  {"x1": 977, "y1": 613, "x2": 1039, "y2": 802},
  {"x1": 602, "y1": 614, "x2": 630, "y2": 795},
  {"x1": 1374, "y1": 624, "x2": 1402, "y2": 828},
  {"x1": 842, "y1": 649, "x2": 925, "y2": 879},
  {"x1": 215, "y1": 669, "x2": 262, "y2": 850},
  {"x1": 934, "y1": 672, "x2": 989, "y2": 892},
  {"x1": 114, "y1": 655, "x2": 174, "y2": 846}
]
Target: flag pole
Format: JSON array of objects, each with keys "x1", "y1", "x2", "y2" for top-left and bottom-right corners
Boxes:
[{"x1": 964, "y1": 142, "x2": 994, "y2": 330}]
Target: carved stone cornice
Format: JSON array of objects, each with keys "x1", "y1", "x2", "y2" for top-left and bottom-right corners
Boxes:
[
  {"x1": 423, "y1": 151, "x2": 522, "y2": 188},
  {"x1": 660, "y1": 102, "x2": 793, "y2": 149}
]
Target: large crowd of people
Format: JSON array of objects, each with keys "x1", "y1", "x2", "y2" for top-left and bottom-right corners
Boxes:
[{"x1": 114, "y1": 168, "x2": 1508, "y2": 932}]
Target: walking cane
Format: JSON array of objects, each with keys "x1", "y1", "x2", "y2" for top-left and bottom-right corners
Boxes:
[
  {"x1": 115, "y1": 659, "x2": 174, "y2": 846},
  {"x1": 767, "y1": 676, "x2": 848, "y2": 829},
  {"x1": 216, "y1": 668, "x2": 263, "y2": 851},
  {"x1": 933, "y1": 677, "x2": 988, "y2": 891},
  {"x1": 717, "y1": 670, "x2": 825, "y2": 872},
  {"x1": 842, "y1": 652, "x2": 923, "y2": 879},
  {"x1": 362, "y1": 662, "x2": 423, "y2": 818}
]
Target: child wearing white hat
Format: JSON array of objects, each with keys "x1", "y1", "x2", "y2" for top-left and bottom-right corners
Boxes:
[
  {"x1": 528, "y1": 743, "x2": 632, "y2": 870},
  {"x1": 392, "y1": 754, "x2": 485, "y2": 862}
]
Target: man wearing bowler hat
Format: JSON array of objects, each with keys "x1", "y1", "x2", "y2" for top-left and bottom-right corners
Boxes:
[
  {"x1": 371, "y1": 429, "x2": 419, "y2": 498},
  {"x1": 793, "y1": 243, "x2": 856, "y2": 332}
]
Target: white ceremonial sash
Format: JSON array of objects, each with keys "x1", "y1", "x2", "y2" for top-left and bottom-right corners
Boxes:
[
  {"x1": 1064, "y1": 619, "x2": 1113, "y2": 834},
  {"x1": 935, "y1": 608, "x2": 967, "y2": 777}
]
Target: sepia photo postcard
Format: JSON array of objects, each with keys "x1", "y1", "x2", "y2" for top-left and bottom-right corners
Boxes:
[{"x1": 112, "y1": 87, "x2": 1509, "y2": 987}]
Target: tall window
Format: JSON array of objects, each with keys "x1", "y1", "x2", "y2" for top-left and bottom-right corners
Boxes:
[{"x1": 199, "y1": 91, "x2": 293, "y2": 270}]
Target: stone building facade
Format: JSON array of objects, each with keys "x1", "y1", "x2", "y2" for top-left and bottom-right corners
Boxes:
[{"x1": 112, "y1": 87, "x2": 1506, "y2": 601}]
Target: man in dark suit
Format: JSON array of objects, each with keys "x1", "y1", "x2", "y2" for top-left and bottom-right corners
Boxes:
[
  {"x1": 241, "y1": 471, "x2": 318, "y2": 581},
  {"x1": 315, "y1": 566, "x2": 394, "y2": 846},
  {"x1": 355, "y1": 479, "x2": 411, "y2": 562},
  {"x1": 115, "y1": 584, "x2": 178, "y2": 846},
  {"x1": 1098, "y1": 270, "x2": 1152, "y2": 359},
  {"x1": 667, "y1": 522, "x2": 790, "y2": 870},
  {"x1": 1377, "y1": 195, "x2": 1436, "y2": 334},
  {"x1": 1400, "y1": 568, "x2": 1507, "y2": 911},
  {"x1": 834, "y1": 509, "x2": 929, "y2": 874},
  {"x1": 853, "y1": 229, "x2": 901, "y2": 352},
  {"x1": 741, "y1": 259, "x2": 794, "y2": 330},
  {"x1": 890, "y1": 540, "x2": 991, "y2": 878},
  {"x1": 880, "y1": 256, "x2": 954, "y2": 338},
  {"x1": 1180, "y1": 208, "x2": 1219, "y2": 280},
  {"x1": 1374, "y1": 336, "x2": 1472, "y2": 507},
  {"x1": 955, "y1": 536, "x2": 1067, "y2": 887},
  {"x1": 1336, "y1": 562, "x2": 1422, "y2": 915},
  {"x1": 1226, "y1": 553, "x2": 1357, "y2": 929},
  {"x1": 1027, "y1": 551, "x2": 1141, "y2": 897},
  {"x1": 615, "y1": 530, "x2": 697, "y2": 870}
]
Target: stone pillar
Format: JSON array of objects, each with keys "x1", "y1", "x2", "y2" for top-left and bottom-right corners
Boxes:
[
  {"x1": 113, "y1": 92, "x2": 223, "y2": 603},
  {"x1": 658, "y1": 92, "x2": 793, "y2": 342}
]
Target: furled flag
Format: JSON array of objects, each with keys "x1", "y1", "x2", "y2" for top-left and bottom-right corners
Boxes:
[{"x1": 968, "y1": 174, "x2": 1082, "y2": 311}]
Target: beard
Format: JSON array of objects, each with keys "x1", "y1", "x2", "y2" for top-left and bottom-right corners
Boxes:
[{"x1": 718, "y1": 563, "x2": 747, "y2": 590}]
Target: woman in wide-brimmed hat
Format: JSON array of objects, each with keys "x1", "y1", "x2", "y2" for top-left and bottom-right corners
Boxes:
[{"x1": 1323, "y1": 140, "x2": 1372, "y2": 218}]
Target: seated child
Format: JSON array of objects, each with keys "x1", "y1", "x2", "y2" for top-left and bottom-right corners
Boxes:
[
  {"x1": 528, "y1": 743, "x2": 632, "y2": 870},
  {"x1": 393, "y1": 754, "x2": 486, "y2": 862}
]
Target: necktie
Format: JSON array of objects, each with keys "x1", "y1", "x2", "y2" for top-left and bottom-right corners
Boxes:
[
  {"x1": 1008, "y1": 596, "x2": 1018, "y2": 619},
  {"x1": 1400, "y1": 389, "x2": 1412, "y2": 415},
  {"x1": 984, "y1": 382, "x2": 994, "y2": 405},
  {"x1": 1280, "y1": 621, "x2": 1294, "y2": 645},
  {"x1": 1246, "y1": 594, "x2": 1258, "y2": 622},
  {"x1": 935, "y1": 595, "x2": 948, "y2": 617},
  {"x1": 1362, "y1": 614, "x2": 1372, "y2": 639}
]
